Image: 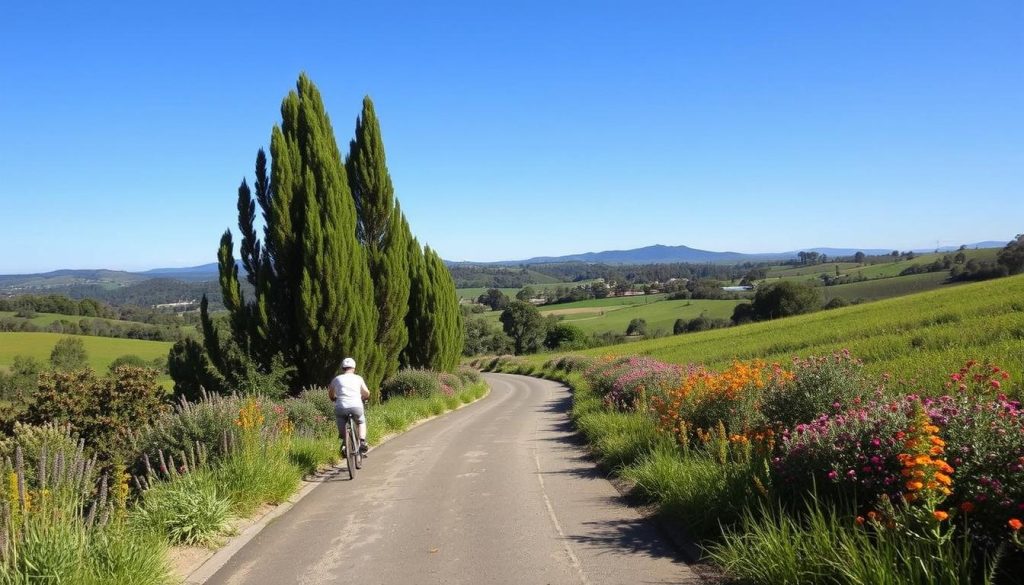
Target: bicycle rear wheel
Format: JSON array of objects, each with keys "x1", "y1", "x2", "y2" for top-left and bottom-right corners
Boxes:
[
  {"x1": 350, "y1": 416, "x2": 363, "y2": 470},
  {"x1": 344, "y1": 417, "x2": 356, "y2": 480}
]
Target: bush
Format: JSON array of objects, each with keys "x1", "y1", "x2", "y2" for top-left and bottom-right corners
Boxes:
[
  {"x1": 49, "y1": 336, "x2": 88, "y2": 371},
  {"x1": 760, "y1": 350, "x2": 871, "y2": 428},
  {"x1": 456, "y1": 366, "x2": 481, "y2": 385},
  {"x1": 133, "y1": 471, "x2": 232, "y2": 546},
  {"x1": 381, "y1": 369, "x2": 442, "y2": 400},
  {"x1": 624, "y1": 446, "x2": 764, "y2": 538},
  {"x1": 751, "y1": 281, "x2": 821, "y2": 321},
  {"x1": 108, "y1": 354, "x2": 150, "y2": 372},
  {"x1": 583, "y1": 357, "x2": 683, "y2": 412},
  {"x1": 284, "y1": 395, "x2": 332, "y2": 436},
  {"x1": 24, "y1": 367, "x2": 166, "y2": 465},
  {"x1": 625, "y1": 318, "x2": 648, "y2": 336}
]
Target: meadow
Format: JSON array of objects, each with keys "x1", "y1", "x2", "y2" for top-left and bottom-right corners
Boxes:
[
  {"x1": 0, "y1": 331, "x2": 173, "y2": 373},
  {"x1": 537, "y1": 274, "x2": 1024, "y2": 393}
]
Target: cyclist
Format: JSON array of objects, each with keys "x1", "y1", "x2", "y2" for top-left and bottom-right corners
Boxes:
[{"x1": 328, "y1": 357, "x2": 370, "y2": 456}]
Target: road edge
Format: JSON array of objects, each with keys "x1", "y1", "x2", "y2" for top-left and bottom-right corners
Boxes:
[{"x1": 179, "y1": 385, "x2": 492, "y2": 585}]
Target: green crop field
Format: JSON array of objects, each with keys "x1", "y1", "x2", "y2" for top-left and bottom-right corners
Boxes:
[
  {"x1": 543, "y1": 298, "x2": 742, "y2": 335},
  {"x1": 821, "y1": 271, "x2": 958, "y2": 303},
  {"x1": 0, "y1": 311, "x2": 128, "y2": 328},
  {"x1": 538, "y1": 274, "x2": 1024, "y2": 393},
  {"x1": 0, "y1": 332, "x2": 174, "y2": 386}
]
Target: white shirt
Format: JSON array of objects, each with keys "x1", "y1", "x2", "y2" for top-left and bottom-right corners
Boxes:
[{"x1": 329, "y1": 372, "x2": 367, "y2": 409}]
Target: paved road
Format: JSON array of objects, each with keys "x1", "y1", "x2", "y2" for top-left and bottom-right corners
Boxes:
[{"x1": 205, "y1": 373, "x2": 700, "y2": 585}]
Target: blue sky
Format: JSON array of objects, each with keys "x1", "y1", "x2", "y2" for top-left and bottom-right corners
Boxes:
[{"x1": 0, "y1": 1, "x2": 1021, "y2": 273}]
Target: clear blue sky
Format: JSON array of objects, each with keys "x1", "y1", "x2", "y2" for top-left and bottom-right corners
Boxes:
[{"x1": 1, "y1": 1, "x2": 1021, "y2": 273}]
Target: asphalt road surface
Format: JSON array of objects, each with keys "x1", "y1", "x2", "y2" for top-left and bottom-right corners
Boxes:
[{"x1": 205, "y1": 373, "x2": 701, "y2": 585}]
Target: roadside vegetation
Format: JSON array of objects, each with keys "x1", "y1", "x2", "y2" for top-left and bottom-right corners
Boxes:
[
  {"x1": 478, "y1": 348, "x2": 1022, "y2": 583},
  {"x1": 0, "y1": 366, "x2": 485, "y2": 582}
]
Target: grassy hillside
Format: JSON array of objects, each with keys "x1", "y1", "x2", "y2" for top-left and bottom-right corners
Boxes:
[
  {"x1": 0, "y1": 332, "x2": 173, "y2": 382},
  {"x1": 540, "y1": 298, "x2": 740, "y2": 335},
  {"x1": 821, "y1": 271, "x2": 958, "y2": 303},
  {"x1": 550, "y1": 274, "x2": 1024, "y2": 393}
]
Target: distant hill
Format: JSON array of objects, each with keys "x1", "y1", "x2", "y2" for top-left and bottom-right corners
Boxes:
[
  {"x1": 485, "y1": 241, "x2": 1005, "y2": 266},
  {"x1": 141, "y1": 263, "x2": 221, "y2": 281}
]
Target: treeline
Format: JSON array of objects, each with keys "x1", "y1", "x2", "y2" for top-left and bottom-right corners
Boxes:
[
  {"x1": 0, "y1": 315, "x2": 190, "y2": 342},
  {"x1": 61, "y1": 278, "x2": 230, "y2": 309},
  {"x1": 0, "y1": 293, "x2": 203, "y2": 325}
]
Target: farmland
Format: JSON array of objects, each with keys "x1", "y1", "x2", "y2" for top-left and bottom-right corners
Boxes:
[
  {"x1": 0, "y1": 332, "x2": 173, "y2": 383},
  {"x1": 537, "y1": 274, "x2": 1024, "y2": 393}
]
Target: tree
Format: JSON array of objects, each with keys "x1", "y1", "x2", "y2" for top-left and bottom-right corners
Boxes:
[
  {"x1": 673, "y1": 318, "x2": 686, "y2": 335},
  {"x1": 625, "y1": 318, "x2": 648, "y2": 336},
  {"x1": 423, "y1": 246, "x2": 464, "y2": 371},
  {"x1": 50, "y1": 337, "x2": 88, "y2": 371},
  {"x1": 463, "y1": 317, "x2": 513, "y2": 356},
  {"x1": 346, "y1": 97, "x2": 411, "y2": 389},
  {"x1": 590, "y1": 281, "x2": 609, "y2": 299},
  {"x1": 401, "y1": 234, "x2": 429, "y2": 369},
  {"x1": 854, "y1": 251, "x2": 865, "y2": 264},
  {"x1": 207, "y1": 74, "x2": 378, "y2": 393},
  {"x1": 516, "y1": 286, "x2": 536, "y2": 301},
  {"x1": 167, "y1": 338, "x2": 223, "y2": 401},
  {"x1": 544, "y1": 323, "x2": 588, "y2": 350},
  {"x1": 500, "y1": 301, "x2": 546, "y2": 355},
  {"x1": 477, "y1": 288, "x2": 510, "y2": 311},
  {"x1": 751, "y1": 281, "x2": 822, "y2": 320},
  {"x1": 997, "y1": 234, "x2": 1024, "y2": 275}
]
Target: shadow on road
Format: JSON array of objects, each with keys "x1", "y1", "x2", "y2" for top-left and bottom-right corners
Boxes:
[{"x1": 531, "y1": 386, "x2": 695, "y2": 571}]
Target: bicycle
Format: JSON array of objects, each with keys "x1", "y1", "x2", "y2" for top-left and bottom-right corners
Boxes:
[{"x1": 341, "y1": 411, "x2": 363, "y2": 480}]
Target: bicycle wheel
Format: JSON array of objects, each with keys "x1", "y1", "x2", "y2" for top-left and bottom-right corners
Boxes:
[
  {"x1": 344, "y1": 417, "x2": 356, "y2": 480},
  {"x1": 352, "y1": 420, "x2": 363, "y2": 470}
]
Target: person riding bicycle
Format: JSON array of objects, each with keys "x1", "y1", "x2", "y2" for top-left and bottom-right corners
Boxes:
[{"x1": 328, "y1": 357, "x2": 370, "y2": 456}]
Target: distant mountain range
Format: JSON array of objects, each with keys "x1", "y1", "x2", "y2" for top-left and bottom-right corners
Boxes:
[
  {"x1": 0, "y1": 241, "x2": 1007, "y2": 292},
  {"x1": 460, "y1": 241, "x2": 1007, "y2": 266}
]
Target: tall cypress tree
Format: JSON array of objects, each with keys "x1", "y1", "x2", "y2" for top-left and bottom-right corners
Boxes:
[
  {"x1": 423, "y1": 246, "x2": 464, "y2": 370},
  {"x1": 401, "y1": 228, "x2": 429, "y2": 370},
  {"x1": 346, "y1": 97, "x2": 410, "y2": 395},
  {"x1": 211, "y1": 74, "x2": 378, "y2": 391}
]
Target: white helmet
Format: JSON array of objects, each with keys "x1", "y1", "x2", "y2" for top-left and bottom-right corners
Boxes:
[{"x1": 342, "y1": 357, "x2": 356, "y2": 369}]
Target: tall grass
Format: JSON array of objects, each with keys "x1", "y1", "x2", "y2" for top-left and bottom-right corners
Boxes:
[{"x1": 708, "y1": 499, "x2": 998, "y2": 585}]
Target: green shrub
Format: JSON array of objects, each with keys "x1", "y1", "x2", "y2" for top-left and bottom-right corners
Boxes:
[
  {"x1": 24, "y1": 367, "x2": 166, "y2": 465},
  {"x1": 381, "y1": 369, "x2": 441, "y2": 400},
  {"x1": 288, "y1": 435, "x2": 338, "y2": 474},
  {"x1": 623, "y1": 446, "x2": 763, "y2": 538},
  {"x1": 131, "y1": 391, "x2": 239, "y2": 472},
  {"x1": 284, "y1": 396, "x2": 332, "y2": 435},
  {"x1": 456, "y1": 366, "x2": 481, "y2": 385},
  {"x1": 575, "y1": 411, "x2": 669, "y2": 470},
  {"x1": 133, "y1": 471, "x2": 231, "y2": 546},
  {"x1": 215, "y1": 440, "x2": 301, "y2": 516},
  {"x1": 760, "y1": 350, "x2": 870, "y2": 427}
]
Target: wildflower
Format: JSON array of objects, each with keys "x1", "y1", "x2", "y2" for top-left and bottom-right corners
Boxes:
[
  {"x1": 933, "y1": 510, "x2": 949, "y2": 521},
  {"x1": 960, "y1": 502, "x2": 975, "y2": 513},
  {"x1": 855, "y1": 516, "x2": 865, "y2": 525},
  {"x1": 1010, "y1": 518, "x2": 1023, "y2": 531}
]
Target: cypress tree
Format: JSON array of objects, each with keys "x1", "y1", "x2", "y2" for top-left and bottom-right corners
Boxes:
[
  {"x1": 210, "y1": 74, "x2": 378, "y2": 392},
  {"x1": 423, "y1": 246, "x2": 464, "y2": 370},
  {"x1": 346, "y1": 97, "x2": 410, "y2": 394},
  {"x1": 401, "y1": 230, "x2": 430, "y2": 370}
]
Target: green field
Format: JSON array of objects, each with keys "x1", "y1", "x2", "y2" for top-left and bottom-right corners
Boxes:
[
  {"x1": 540, "y1": 298, "x2": 740, "y2": 335},
  {"x1": 1, "y1": 311, "x2": 116, "y2": 327},
  {"x1": 820, "y1": 271, "x2": 958, "y2": 303},
  {"x1": 0, "y1": 332, "x2": 173, "y2": 384},
  {"x1": 536, "y1": 274, "x2": 1024, "y2": 393}
]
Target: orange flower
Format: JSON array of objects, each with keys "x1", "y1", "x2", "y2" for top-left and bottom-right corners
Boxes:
[
  {"x1": 933, "y1": 510, "x2": 949, "y2": 521},
  {"x1": 1009, "y1": 518, "x2": 1023, "y2": 531},
  {"x1": 855, "y1": 516, "x2": 865, "y2": 525},
  {"x1": 906, "y1": 480, "x2": 924, "y2": 491},
  {"x1": 960, "y1": 502, "x2": 975, "y2": 513}
]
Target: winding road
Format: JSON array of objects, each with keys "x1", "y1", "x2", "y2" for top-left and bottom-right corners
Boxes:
[{"x1": 203, "y1": 373, "x2": 701, "y2": 585}]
